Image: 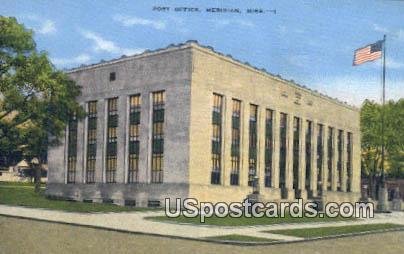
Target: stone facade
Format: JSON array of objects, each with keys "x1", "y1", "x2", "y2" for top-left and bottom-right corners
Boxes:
[{"x1": 46, "y1": 41, "x2": 361, "y2": 207}]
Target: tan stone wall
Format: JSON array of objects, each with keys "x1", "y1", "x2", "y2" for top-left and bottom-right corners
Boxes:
[
  {"x1": 188, "y1": 44, "x2": 361, "y2": 203},
  {"x1": 322, "y1": 190, "x2": 361, "y2": 204},
  {"x1": 46, "y1": 42, "x2": 361, "y2": 206}
]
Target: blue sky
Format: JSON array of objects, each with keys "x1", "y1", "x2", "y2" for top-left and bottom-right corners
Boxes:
[{"x1": 2, "y1": 0, "x2": 404, "y2": 106}]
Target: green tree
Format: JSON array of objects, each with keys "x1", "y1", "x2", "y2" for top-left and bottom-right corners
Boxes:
[
  {"x1": 385, "y1": 99, "x2": 404, "y2": 178},
  {"x1": 0, "y1": 16, "x2": 83, "y2": 189},
  {"x1": 361, "y1": 99, "x2": 404, "y2": 198}
]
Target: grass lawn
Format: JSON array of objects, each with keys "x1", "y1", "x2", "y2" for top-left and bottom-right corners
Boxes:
[
  {"x1": 265, "y1": 223, "x2": 404, "y2": 238},
  {"x1": 0, "y1": 181, "x2": 46, "y2": 187},
  {"x1": 205, "y1": 234, "x2": 277, "y2": 242},
  {"x1": 147, "y1": 213, "x2": 351, "y2": 226},
  {"x1": 0, "y1": 182, "x2": 156, "y2": 213}
]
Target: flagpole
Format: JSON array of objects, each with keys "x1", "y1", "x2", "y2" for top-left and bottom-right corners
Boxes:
[
  {"x1": 380, "y1": 34, "x2": 386, "y2": 187},
  {"x1": 376, "y1": 34, "x2": 389, "y2": 212}
]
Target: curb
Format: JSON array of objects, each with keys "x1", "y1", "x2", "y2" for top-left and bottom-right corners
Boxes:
[
  {"x1": 1, "y1": 213, "x2": 403, "y2": 246},
  {"x1": 144, "y1": 216, "x2": 359, "y2": 229}
]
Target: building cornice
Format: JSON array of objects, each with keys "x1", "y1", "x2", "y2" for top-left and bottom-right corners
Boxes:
[
  {"x1": 65, "y1": 40, "x2": 358, "y2": 111},
  {"x1": 189, "y1": 43, "x2": 358, "y2": 111}
]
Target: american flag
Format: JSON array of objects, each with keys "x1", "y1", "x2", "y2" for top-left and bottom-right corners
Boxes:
[{"x1": 353, "y1": 40, "x2": 383, "y2": 66}]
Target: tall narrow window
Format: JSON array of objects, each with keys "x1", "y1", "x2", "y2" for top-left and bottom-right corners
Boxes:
[
  {"x1": 327, "y1": 127, "x2": 333, "y2": 190},
  {"x1": 317, "y1": 124, "x2": 323, "y2": 192},
  {"x1": 106, "y1": 98, "x2": 118, "y2": 183},
  {"x1": 128, "y1": 95, "x2": 141, "y2": 183},
  {"x1": 109, "y1": 72, "x2": 116, "y2": 81},
  {"x1": 86, "y1": 101, "x2": 97, "y2": 183},
  {"x1": 264, "y1": 109, "x2": 273, "y2": 187},
  {"x1": 305, "y1": 120, "x2": 312, "y2": 190},
  {"x1": 230, "y1": 99, "x2": 241, "y2": 186},
  {"x1": 279, "y1": 113, "x2": 287, "y2": 193},
  {"x1": 67, "y1": 114, "x2": 78, "y2": 183},
  {"x1": 151, "y1": 91, "x2": 165, "y2": 183},
  {"x1": 337, "y1": 130, "x2": 343, "y2": 191},
  {"x1": 293, "y1": 117, "x2": 300, "y2": 192},
  {"x1": 211, "y1": 93, "x2": 222, "y2": 184},
  {"x1": 347, "y1": 132, "x2": 353, "y2": 192},
  {"x1": 248, "y1": 104, "x2": 258, "y2": 187}
]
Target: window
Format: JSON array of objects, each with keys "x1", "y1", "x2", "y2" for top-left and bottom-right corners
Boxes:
[
  {"x1": 327, "y1": 127, "x2": 333, "y2": 190},
  {"x1": 317, "y1": 124, "x2": 323, "y2": 191},
  {"x1": 86, "y1": 101, "x2": 97, "y2": 183},
  {"x1": 151, "y1": 91, "x2": 165, "y2": 183},
  {"x1": 248, "y1": 104, "x2": 258, "y2": 187},
  {"x1": 347, "y1": 132, "x2": 353, "y2": 192},
  {"x1": 128, "y1": 95, "x2": 141, "y2": 183},
  {"x1": 106, "y1": 98, "x2": 118, "y2": 183},
  {"x1": 211, "y1": 93, "x2": 223, "y2": 184},
  {"x1": 279, "y1": 113, "x2": 287, "y2": 192},
  {"x1": 230, "y1": 99, "x2": 241, "y2": 186},
  {"x1": 67, "y1": 114, "x2": 78, "y2": 183},
  {"x1": 293, "y1": 117, "x2": 300, "y2": 192},
  {"x1": 109, "y1": 72, "x2": 116, "y2": 81},
  {"x1": 337, "y1": 130, "x2": 343, "y2": 191},
  {"x1": 305, "y1": 120, "x2": 312, "y2": 190},
  {"x1": 264, "y1": 109, "x2": 273, "y2": 187}
]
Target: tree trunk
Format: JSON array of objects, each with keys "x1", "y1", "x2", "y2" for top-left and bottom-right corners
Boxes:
[
  {"x1": 368, "y1": 175, "x2": 373, "y2": 199},
  {"x1": 34, "y1": 164, "x2": 41, "y2": 193},
  {"x1": 369, "y1": 175, "x2": 377, "y2": 199}
]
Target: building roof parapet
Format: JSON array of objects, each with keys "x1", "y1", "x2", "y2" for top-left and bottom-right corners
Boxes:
[{"x1": 65, "y1": 40, "x2": 357, "y2": 111}]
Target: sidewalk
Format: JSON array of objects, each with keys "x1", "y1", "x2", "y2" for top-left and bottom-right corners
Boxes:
[{"x1": 1, "y1": 204, "x2": 403, "y2": 242}]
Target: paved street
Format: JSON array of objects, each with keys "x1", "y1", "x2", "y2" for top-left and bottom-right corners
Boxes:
[
  {"x1": 1, "y1": 204, "x2": 404, "y2": 242},
  {"x1": 1, "y1": 216, "x2": 404, "y2": 254}
]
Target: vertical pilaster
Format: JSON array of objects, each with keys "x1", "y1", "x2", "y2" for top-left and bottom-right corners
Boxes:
[
  {"x1": 332, "y1": 128, "x2": 338, "y2": 191},
  {"x1": 123, "y1": 96, "x2": 129, "y2": 183},
  {"x1": 258, "y1": 106, "x2": 266, "y2": 191},
  {"x1": 95, "y1": 99, "x2": 105, "y2": 183},
  {"x1": 352, "y1": 131, "x2": 361, "y2": 192},
  {"x1": 240, "y1": 101, "x2": 249, "y2": 187},
  {"x1": 286, "y1": 114, "x2": 295, "y2": 198},
  {"x1": 76, "y1": 102, "x2": 85, "y2": 183},
  {"x1": 114, "y1": 96, "x2": 126, "y2": 183},
  {"x1": 310, "y1": 120, "x2": 318, "y2": 197},
  {"x1": 341, "y1": 131, "x2": 347, "y2": 192},
  {"x1": 138, "y1": 93, "x2": 150, "y2": 183},
  {"x1": 298, "y1": 118, "x2": 307, "y2": 198},
  {"x1": 322, "y1": 126, "x2": 329, "y2": 193},
  {"x1": 223, "y1": 96, "x2": 232, "y2": 186},
  {"x1": 82, "y1": 103, "x2": 88, "y2": 183},
  {"x1": 272, "y1": 110, "x2": 280, "y2": 189}
]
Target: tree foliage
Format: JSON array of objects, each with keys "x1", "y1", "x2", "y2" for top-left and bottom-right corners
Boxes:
[
  {"x1": 0, "y1": 16, "x2": 83, "y2": 165},
  {"x1": 361, "y1": 99, "x2": 404, "y2": 179}
]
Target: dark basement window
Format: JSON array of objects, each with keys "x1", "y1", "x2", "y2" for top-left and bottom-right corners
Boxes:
[{"x1": 109, "y1": 72, "x2": 116, "y2": 81}]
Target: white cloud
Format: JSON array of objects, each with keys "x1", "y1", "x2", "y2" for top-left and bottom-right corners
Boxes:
[
  {"x1": 37, "y1": 19, "x2": 56, "y2": 34},
  {"x1": 286, "y1": 54, "x2": 310, "y2": 68},
  {"x1": 368, "y1": 57, "x2": 404, "y2": 70},
  {"x1": 212, "y1": 19, "x2": 255, "y2": 28},
  {"x1": 113, "y1": 14, "x2": 166, "y2": 30},
  {"x1": 387, "y1": 58, "x2": 404, "y2": 69},
  {"x1": 23, "y1": 15, "x2": 56, "y2": 34},
  {"x1": 373, "y1": 24, "x2": 404, "y2": 42},
  {"x1": 277, "y1": 25, "x2": 287, "y2": 34},
  {"x1": 373, "y1": 23, "x2": 389, "y2": 33},
  {"x1": 81, "y1": 30, "x2": 143, "y2": 55},
  {"x1": 311, "y1": 75, "x2": 404, "y2": 106},
  {"x1": 397, "y1": 29, "x2": 404, "y2": 41},
  {"x1": 51, "y1": 53, "x2": 91, "y2": 66},
  {"x1": 167, "y1": 16, "x2": 189, "y2": 34}
]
